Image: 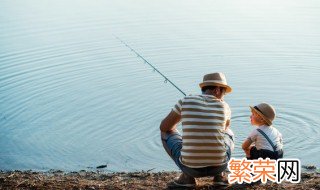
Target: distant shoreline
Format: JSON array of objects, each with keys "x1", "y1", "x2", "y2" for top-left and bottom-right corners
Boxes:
[{"x1": 0, "y1": 170, "x2": 319, "y2": 189}]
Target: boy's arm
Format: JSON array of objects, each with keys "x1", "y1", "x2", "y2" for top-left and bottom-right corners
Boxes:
[
  {"x1": 243, "y1": 129, "x2": 258, "y2": 150},
  {"x1": 242, "y1": 138, "x2": 253, "y2": 150}
]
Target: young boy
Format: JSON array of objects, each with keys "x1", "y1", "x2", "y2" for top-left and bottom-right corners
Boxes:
[{"x1": 242, "y1": 103, "x2": 283, "y2": 159}]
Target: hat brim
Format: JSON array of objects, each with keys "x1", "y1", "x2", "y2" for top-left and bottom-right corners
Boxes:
[
  {"x1": 199, "y1": 82, "x2": 232, "y2": 93},
  {"x1": 249, "y1": 106, "x2": 272, "y2": 125}
]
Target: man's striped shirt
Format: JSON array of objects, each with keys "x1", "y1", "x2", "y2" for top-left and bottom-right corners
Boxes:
[{"x1": 172, "y1": 94, "x2": 231, "y2": 168}]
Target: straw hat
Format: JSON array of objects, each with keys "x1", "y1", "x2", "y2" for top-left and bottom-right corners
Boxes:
[
  {"x1": 250, "y1": 103, "x2": 276, "y2": 126},
  {"x1": 199, "y1": 72, "x2": 232, "y2": 93}
]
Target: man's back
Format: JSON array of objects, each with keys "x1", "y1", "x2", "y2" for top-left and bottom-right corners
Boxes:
[{"x1": 173, "y1": 94, "x2": 230, "y2": 168}]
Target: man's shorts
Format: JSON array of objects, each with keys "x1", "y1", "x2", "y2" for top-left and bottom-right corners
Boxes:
[{"x1": 161, "y1": 130, "x2": 234, "y2": 177}]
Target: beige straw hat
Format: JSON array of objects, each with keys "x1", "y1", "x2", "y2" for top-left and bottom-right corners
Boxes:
[
  {"x1": 199, "y1": 72, "x2": 232, "y2": 93},
  {"x1": 250, "y1": 103, "x2": 276, "y2": 126}
]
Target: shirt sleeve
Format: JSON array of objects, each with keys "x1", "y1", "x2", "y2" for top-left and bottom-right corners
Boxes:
[
  {"x1": 222, "y1": 102, "x2": 231, "y2": 128},
  {"x1": 278, "y1": 131, "x2": 283, "y2": 145},
  {"x1": 225, "y1": 103, "x2": 231, "y2": 120},
  {"x1": 248, "y1": 129, "x2": 258, "y2": 142},
  {"x1": 172, "y1": 99, "x2": 183, "y2": 115}
]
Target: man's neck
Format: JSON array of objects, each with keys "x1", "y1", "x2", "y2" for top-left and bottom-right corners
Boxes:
[
  {"x1": 202, "y1": 92, "x2": 220, "y2": 100},
  {"x1": 202, "y1": 91, "x2": 214, "y2": 96}
]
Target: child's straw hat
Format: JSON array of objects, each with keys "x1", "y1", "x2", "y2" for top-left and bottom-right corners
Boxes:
[{"x1": 250, "y1": 103, "x2": 276, "y2": 125}]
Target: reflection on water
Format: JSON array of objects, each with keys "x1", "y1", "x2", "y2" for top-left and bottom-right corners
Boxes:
[{"x1": 0, "y1": 0, "x2": 319, "y2": 172}]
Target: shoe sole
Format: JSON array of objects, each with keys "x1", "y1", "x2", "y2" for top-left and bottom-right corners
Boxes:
[
  {"x1": 213, "y1": 182, "x2": 229, "y2": 186},
  {"x1": 168, "y1": 181, "x2": 196, "y2": 188}
]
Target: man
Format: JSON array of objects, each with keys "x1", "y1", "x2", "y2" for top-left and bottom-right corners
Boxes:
[{"x1": 160, "y1": 72, "x2": 234, "y2": 187}]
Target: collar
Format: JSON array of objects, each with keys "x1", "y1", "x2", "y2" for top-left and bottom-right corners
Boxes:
[{"x1": 258, "y1": 125, "x2": 273, "y2": 129}]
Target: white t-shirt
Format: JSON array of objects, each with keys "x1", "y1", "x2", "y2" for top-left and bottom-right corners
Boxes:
[{"x1": 247, "y1": 125, "x2": 283, "y2": 152}]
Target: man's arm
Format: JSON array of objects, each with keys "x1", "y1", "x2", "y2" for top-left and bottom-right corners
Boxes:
[
  {"x1": 159, "y1": 110, "x2": 181, "y2": 132},
  {"x1": 225, "y1": 119, "x2": 230, "y2": 130}
]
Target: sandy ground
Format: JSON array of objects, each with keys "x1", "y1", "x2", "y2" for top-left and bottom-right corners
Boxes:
[{"x1": 0, "y1": 170, "x2": 319, "y2": 190}]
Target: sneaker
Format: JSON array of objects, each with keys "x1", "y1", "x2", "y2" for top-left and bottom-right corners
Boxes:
[
  {"x1": 213, "y1": 173, "x2": 229, "y2": 186},
  {"x1": 168, "y1": 173, "x2": 196, "y2": 188}
]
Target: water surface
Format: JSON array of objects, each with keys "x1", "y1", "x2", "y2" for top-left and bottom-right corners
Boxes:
[{"x1": 1, "y1": 0, "x2": 319, "y2": 172}]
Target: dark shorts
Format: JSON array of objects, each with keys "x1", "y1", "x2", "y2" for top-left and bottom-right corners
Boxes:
[
  {"x1": 249, "y1": 146, "x2": 284, "y2": 160},
  {"x1": 161, "y1": 130, "x2": 233, "y2": 178}
]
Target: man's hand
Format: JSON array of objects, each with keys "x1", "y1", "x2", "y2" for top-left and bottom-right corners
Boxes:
[{"x1": 160, "y1": 110, "x2": 181, "y2": 132}]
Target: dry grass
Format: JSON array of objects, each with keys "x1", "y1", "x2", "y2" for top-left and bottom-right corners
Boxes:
[{"x1": 0, "y1": 170, "x2": 319, "y2": 190}]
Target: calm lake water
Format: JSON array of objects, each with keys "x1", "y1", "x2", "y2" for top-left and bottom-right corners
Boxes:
[{"x1": 1, "y1": 0, "x2": 319, "y2": 172}]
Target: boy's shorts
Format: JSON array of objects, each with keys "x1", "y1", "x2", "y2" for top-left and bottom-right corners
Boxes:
[
  {"x1": 161, "y1": 130, "x2": 234, "y2": 177},
  {"x1": 249, "y1": 146, "x2": 284, "y2": 160}
]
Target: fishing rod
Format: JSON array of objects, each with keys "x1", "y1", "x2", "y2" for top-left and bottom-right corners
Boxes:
[{"x1": 114, "y1": 35, "x2": 186, "y2": 96}]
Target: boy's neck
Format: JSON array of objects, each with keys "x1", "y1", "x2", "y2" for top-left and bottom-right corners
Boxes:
[{"x1": 256, "y1": 124, "x2": 270, "y2": 128}]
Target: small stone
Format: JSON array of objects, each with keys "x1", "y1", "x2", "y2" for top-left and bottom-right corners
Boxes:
[
  {"x1": 96, "y1": 165, "x2": 107, "y2": 169},
  {"x1": 302, "y1": 165, "x2": 317, "y2": 170}
]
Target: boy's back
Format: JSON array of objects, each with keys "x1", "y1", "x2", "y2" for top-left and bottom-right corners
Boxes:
[{"x1": 248, "y1": 125, "x2": 283, "y2": 152}]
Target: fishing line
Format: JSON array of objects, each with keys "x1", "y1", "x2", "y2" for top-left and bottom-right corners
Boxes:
[{"x1": 114, "y1": 35, "x2": 186, "y2": 96}]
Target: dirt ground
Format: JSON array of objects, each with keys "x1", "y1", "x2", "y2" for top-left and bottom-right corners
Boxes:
[{"x1": 0, "y1": 170, "x2": 319, "y2": 190}]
